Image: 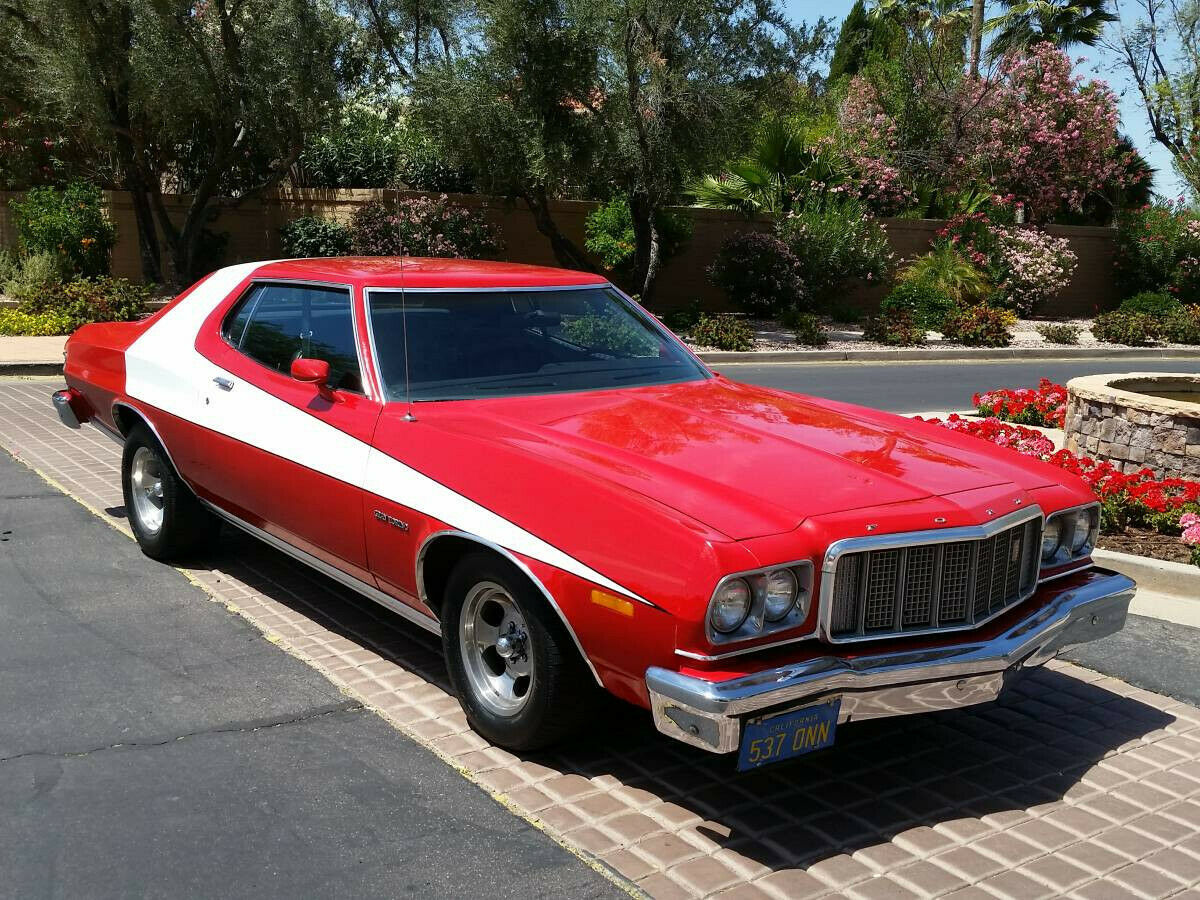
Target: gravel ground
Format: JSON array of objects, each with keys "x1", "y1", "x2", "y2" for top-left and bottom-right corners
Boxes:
[{"x1": 685, "y1": 316, "x2": 1196, "y2": 353}]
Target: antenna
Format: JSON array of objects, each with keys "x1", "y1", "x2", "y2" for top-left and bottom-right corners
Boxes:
[{"x1": 396, "y1": 186, "x2": 416, "y2": 422}]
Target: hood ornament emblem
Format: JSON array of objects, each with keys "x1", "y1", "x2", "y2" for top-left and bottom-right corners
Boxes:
[
  {"x1": 934, "y1": 516, "x2": 947, "y2": 524},
  {"x1": 865, "y1": 523, "x2": 878, "y2": 531},
  {"x1": 985, "y1": 508, "x2": 995, "y2": 517}
]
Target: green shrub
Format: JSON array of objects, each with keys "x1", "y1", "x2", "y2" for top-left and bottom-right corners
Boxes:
[
  {"x1": 19, "y1": 276, "x2": 152, "y2": 331},
  {"x1": 9, "y1": 182, "x2": 115, "y2": 277},
  {"x1": 0, "y1": 249, "x2": 19, "y2": 286},
  {"x1": 3, "y1": 251, "x2": 67, "y2": 302},
  {"x1": 298, "y1": 105, "x2": 403, "y2": 188},
  {"x1": 1036, "y1": 322, "x2": 1082, "y2": 345},
  {"x1": 1119, "y1": 290, "x2": 1182, "y2": 316},
  {"x1": 690, "y1": 313, "x2": 754, "y2": 351},
  {"x1": 1161, "y1": 306, "x2": 1200, "y2": 344},
  {"x1": 940, "y1": 304, "x2": 1013, "y2": 347},
  {"x1": 584, "y1": 198, "x2": 692, "y2": 279},
  {"x1": 788, "y1": 312, "x2": 828, "y2": 347},
  {"x1": 561, "y1": 312, "x2": 657, "y2": 356},
  {"x1": 396, "y1": 123, "x2": 475, "y2": 193},
  {"x1": 280, "y1": 217, "x2": 353, "y2": 258},
  {"x1": 879, "y1": 280, "x2": 956, "y2": 330},
  {"x1": 826, "y1": 300, "x2": 863, "y2": 324},
  {"x1": 0, "y1": 308, "x2": 74, "y2": 335},
  {"x1": 708, "y1": 231, "x2": 806, "y2": 317},
  {"x1": 897, "y1": 245, "x2": 991, "y2": 305},
  {"x1": 662, "y1": 299, "x2": 702, "y2": 333},
  {"x1": 862, "y1": 308, "x2": 926, "y2": 346},
  {"x1": 1114, "y1": 203, "x2": 1200, "y2": 301},
  {"x1": 775, "y1": 197, "x2": 892, "y2": 308},
  {"x1": 349, "y1": 195, "x2": 502, "y2": 258},
  {"x1": 1091, "y1": 310, "x2": 1159, "y2": 346}
]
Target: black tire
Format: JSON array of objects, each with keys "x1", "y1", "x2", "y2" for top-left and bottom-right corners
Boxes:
[
  {"x1": 121, "y1": 424, "x2": 219, "y2": 560},
  {"x1": 442, "y1": 551, "x2": 595, "y2": 751}
]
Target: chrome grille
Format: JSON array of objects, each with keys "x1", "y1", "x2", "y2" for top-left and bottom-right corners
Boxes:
[{"x1": 824, "y1": 512, "x2": 1042, "y2": 642}]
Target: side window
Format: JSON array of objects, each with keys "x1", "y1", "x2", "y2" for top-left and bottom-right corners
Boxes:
[{"x1": 222, "y1": 283, "x2": 363, "y2": 393}]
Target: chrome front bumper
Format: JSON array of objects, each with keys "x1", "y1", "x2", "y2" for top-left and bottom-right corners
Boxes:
[{"x1": 647, "y1": 568, "x2": 1134, "y2": 753}]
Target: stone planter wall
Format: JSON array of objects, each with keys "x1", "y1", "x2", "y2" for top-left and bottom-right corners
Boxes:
[{"x1": 1064, "y1": 373, "x2": 1200, "y2": 479}]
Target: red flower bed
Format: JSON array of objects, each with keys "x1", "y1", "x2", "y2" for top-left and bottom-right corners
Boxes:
[
  {"x1": 916, "y1": 414, "x2": 1200, "y2": 539},
  {"x1": 973, "y1": 378, "x2": 1067, "y2": 428}
]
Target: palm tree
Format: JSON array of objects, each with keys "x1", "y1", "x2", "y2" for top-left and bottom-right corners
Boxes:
[
  {"x1": 689, "y1": 121, "x2": 846, "y2": 216},
  {"x1": 985, "y1": 0, "x2": 1116, "y2": 59}
]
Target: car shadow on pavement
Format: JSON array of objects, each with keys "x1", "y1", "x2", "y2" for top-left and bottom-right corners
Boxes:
[{"x1": 200, "y1": 526, "x2": 1179, "y2": 885}]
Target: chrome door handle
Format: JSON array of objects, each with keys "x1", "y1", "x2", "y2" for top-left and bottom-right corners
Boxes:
[{"x1": 212, "y1": 376, "x2": 235, "y2": 392}]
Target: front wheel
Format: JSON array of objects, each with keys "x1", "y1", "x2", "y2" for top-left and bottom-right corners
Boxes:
[
  {"x1": 121, "y1": 425, "x2": 218, "y2": 560},
  {"x1": 442, "y1": 552, "x2": 594, "y2": 751}
]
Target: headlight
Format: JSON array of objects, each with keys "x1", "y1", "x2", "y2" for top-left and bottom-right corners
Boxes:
[
  {"x1": 710, "y1": 578, "x2": 751, "y2": 633},
  {"x1": 763, "y1": 568, "x2": 798, "y2": 621},
  {"x1": 1041, "y1": 517, "x2": 1063, "y2": 560},
  {"x1": 1069, "y1": 508, "x2": 1093, "y2": 553},
  {"x1": 1041, "y1": 503, "x2": 1099, "y2": 570}
]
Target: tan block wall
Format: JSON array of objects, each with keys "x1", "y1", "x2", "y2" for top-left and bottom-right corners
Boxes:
[{"x1": 0, "y1": 189, "x2": 1117, "y2": 315}]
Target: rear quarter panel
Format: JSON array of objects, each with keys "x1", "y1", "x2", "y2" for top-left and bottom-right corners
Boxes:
[{"x1": 64, "y1": 320, "x2": 145, "y2": 430}]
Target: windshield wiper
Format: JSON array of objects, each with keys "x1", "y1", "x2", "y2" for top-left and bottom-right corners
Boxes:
[
  {"x1": 472, "y1": 381, "x2": 559, "y2": 392},
  {"x1": 610, "y1": 364, "x2": 678, "y2": 381}
]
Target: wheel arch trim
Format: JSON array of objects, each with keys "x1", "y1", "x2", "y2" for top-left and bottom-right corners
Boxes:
[
  {"x1": 417, "y1": 529, "x2": 604, "y2": 687},
  {"x1": 111, "y1": 401, "x2": 190, "y2": 485}
]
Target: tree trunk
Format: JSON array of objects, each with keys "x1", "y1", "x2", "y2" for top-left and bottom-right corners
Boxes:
[
  {"x1": 519, "y1": 188, "x2": 599, "y2": 273},
  {"x1": 116, "y1": 148, "x2": 164, "y2": 283},
  {"x1": 627, "y1": 191, "x2": 663, "y2": 304},
  {"x1": 126, "y1": 185, "x2": 164, "y2": 284},
  {"x1": 969, "y1": 0, "x2": 984, "y2": 78}
]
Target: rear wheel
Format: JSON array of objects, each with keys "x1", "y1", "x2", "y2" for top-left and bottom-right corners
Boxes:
[
  {"x1": 442, "y1": 552, "x2": 594, "y2": 751},
  {"x1": 121, "y1": 425, "x2": 218, "y2": 560}
]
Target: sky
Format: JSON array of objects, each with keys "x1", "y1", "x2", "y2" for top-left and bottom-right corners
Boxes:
[{"x1": 782, "y1": 0, "x2": 1187, "y2": 199}]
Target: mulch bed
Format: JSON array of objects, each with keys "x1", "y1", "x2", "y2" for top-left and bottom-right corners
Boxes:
[{"x1": 1098, "y1": 527, "x2": 1195, "y2": 565}]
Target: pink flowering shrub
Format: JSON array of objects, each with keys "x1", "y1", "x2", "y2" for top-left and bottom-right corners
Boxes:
[
  {"x1": 961, "y1": 44, "x2": 1134, "y2": 221},
  {"x1": 839, "y1": 44, "x2": 1136, "y2": 221},
  {"x1": 1182, "y1": 513, "x2": 1200, "y2": 566},
  {"x1": 990, "y1": 227, "x2": 1077, "y2": 314},
  {"x1": 938, "y1": 212, "x2": 1077, "y2": 314},
  {"x1": 835, "y1": 79, "x2": 913, "y2": 215},
  {"x1": 349, "y1": 195, "x2": 503, "y2": 258}
]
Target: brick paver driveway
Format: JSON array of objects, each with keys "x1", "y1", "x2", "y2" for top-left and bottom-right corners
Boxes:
[{"x1": 4, "y1": 380, "x2": 1200, "y2": 899}]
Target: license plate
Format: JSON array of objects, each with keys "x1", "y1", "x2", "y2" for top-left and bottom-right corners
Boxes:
[{"x1": 737, "y1": 698, "x2": 841, "y2": 771}]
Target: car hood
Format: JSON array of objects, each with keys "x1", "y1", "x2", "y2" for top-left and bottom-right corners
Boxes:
[{"x1": 407, "y1": 377, "x2": 1058, "y2": 541}]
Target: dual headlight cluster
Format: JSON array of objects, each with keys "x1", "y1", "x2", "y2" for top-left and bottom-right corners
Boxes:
[
  {"x1": 1041, "y1": 503, "x2": 1100, "y2": 568},
  {"x1": 707, "y1": 562, "x2": 814, "y2": 645}
]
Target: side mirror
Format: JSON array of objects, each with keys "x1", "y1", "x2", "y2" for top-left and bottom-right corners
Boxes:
[{"x1": 290, "y1": 358, "x2": 334, "y2": 399}]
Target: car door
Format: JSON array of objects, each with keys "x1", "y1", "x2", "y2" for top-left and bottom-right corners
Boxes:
[{"x1": 196, "y1": 280, "x2": 381, "y2": 583}]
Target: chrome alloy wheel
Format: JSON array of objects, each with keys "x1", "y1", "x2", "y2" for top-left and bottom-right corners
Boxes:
[
  {"x1": 459, "y1": 581, "x2": 533, "y2": 716},
  {"x1": 129, "y1": 445, "x2": 166, "y2": 535}
]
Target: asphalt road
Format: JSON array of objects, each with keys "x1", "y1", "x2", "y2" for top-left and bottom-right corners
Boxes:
[
  {"x1": 724, "y1": 356, "x2": 1200, "y2": 413},
  {"x1": 1063, "y1": 613, "x2": 1200, "y2": 708},
  {"x1": 0, "y1": 451, "x2": 621, "y2": 900}
]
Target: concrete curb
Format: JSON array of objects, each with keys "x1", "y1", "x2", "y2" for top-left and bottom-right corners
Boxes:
[
  {"x1": 0, "y1": 361, "x2": 63, "y2": 376},
  {"x1": 1094, "y1": 547, "x2": 1200, "y2": 601},
  {"x1": 699, "y1": 347, "x2": 1200, "y2": 364}
]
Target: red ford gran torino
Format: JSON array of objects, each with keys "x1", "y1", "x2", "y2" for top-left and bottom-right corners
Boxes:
[{"x1": 52, "y1": 258, "x2": 1134, "y2": 769}]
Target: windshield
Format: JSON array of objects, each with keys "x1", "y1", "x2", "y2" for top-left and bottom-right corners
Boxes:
[{"x1": 366, "y1": 286, "x2": 710, "y2": 401}]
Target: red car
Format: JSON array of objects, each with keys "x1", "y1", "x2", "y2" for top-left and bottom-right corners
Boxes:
[{"x1": 52, "y1": 258, "x2": 1133, "y2": 769}]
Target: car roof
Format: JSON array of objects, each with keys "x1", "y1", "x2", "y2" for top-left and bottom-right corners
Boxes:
[{"x1": 250, "y1": 257, "x2": 611, "y2": 290}]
